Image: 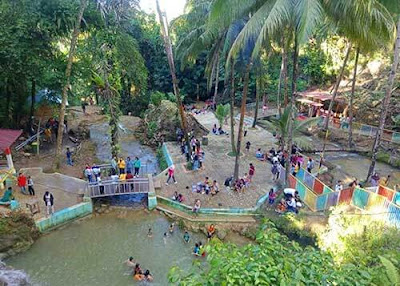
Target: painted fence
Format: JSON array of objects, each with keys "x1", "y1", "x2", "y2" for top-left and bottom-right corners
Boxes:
[
  {"x1": 283, "y1": 166, "x2": 400, "y2": 228},
  {"x1": 161, "y1": 143, "x2": 174, "y2": 167}
]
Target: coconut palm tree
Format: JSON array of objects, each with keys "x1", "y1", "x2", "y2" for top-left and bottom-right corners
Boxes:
[
  {"x1": 156, "y1": 0, "x2": 192, "y2": 160},
  {"x1": 55, "y1": 0, "x2": 88, "y2": 166},
  {"x1": 367, "y1": 18, "x2": 400, "y2": 182}
]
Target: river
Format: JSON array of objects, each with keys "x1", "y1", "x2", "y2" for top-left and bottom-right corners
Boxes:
[{"x1": 6, "y1": 211, "x2": 204, "y2": 286}]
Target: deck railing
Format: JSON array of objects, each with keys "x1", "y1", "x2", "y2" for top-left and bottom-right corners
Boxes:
[{"x1": 87, "y1": 178, "x2": 149, "y2": 198}]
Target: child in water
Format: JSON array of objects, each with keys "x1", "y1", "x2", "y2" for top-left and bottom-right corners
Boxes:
[
  {"x1": 183, "y1": 231, "x2": 190, "y2": 243},
  {"x1": 193, "y1": 243, "x2": 200, "y2": 256},
  {"x1": 147, "y1": 228, "x2": 153, "y2": 238},
  {"x1": 169, "y1": 223, "x2": 175, "y2": 234},
  {"x1": 144, "y1": 270, "x2": 153, "y2": 282},
  {"x1": 163, "y1": 232, "x2": 168, "y2": 244}
]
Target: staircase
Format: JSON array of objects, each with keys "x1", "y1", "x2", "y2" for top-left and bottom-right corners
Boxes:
[{"x1": 156, "y1": 202, "x2": 258, "y2": 224}]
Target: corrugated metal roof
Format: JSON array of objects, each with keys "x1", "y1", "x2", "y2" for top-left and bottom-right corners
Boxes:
[{"x1": 0, "y1": 129, "x2": 23, "y2": 152}]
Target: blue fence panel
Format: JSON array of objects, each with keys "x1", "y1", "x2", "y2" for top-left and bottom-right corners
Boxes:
[
  {"x1": 323, "y1": 185, "x2": 333, "y2": 194},
  {"x1": 360, "y1": 125, "x2": 372, "y2": 135},
  {"x1": 316, "y1": 194, "x2": 328, "y2": 211},
  {"x1": 392, "y1": 132, "x2": 400, "y2": 143},
  {"x1": 393, "y1": 192, "x2": 400, "y2": 206},
  {"x1": 297, "y1": 168, "x2": 305, "y2": 181},
  {"x1": 387, "y1": 204, "x2": 400, "y2": 228},
  {"x1": 303, "y1": 172, "x2": 314, "y2": 190},
  {"x1": 352, "y1": 188, "x2": 370, "y2": 209},
  {"x1": 296, "y1": 181, "x2": 307, "y2": 200}
]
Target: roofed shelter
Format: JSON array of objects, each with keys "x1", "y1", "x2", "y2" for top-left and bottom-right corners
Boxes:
[
  {"x1": 0, "y1": 129, "x2": 22, "y2": 188},
  {"x1": 297, "y1": 91, "x2": 347, "y2": 118}
]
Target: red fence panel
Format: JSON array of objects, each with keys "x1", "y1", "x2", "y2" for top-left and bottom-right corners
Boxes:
[
  {"x1": 377, "y1": 186, "x2": 395, "y2": 202},
  {"x1": 313, "y1": 179, "x2": 324, "y2": 195},
  {"x1": 339, "y1": 187, "x2": 354, "y2": 204}
]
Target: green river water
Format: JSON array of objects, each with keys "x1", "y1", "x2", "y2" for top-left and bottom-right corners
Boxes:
[{"x1": 6, "y1": 210, "x2": 205, "y2": 286}]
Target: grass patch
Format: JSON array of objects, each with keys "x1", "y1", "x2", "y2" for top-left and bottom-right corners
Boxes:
[{"x1": 227, "y1": 151, "x2": 241, "y2": 157}]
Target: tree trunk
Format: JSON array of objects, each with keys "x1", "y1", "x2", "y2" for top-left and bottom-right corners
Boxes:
[
  {"x1": 156, "y1": 0, "x2": 191, "y2": 159},
  {"x1": 283, "y1": 42, "x2": 289, "y2": 107},
  {"x1": 323, "y1": 42, "x2": 352, "y2": 131},
  {"x1": 234, "y1": 63, "x2": 251, "y2": 180},
  {"x1": 285, "y1": 34, "x2": 299, "y2": 183},
  {"x1": 212, "y1": 53, "x2": 220, "y2": 109},
  {"x1": 348, "y1": 47, "x2": 360, "y2": 149},
  {"x1": 278, "y1": 36, "x2": 287, "y2": 115},
  {"x1": 229, "y1": 60, "x2": 236, "y2": 154},
  {"x1": 55, "y1": 0, "x2": 87, "y2": 166},
  {"x1": 29, "y1": 78, "x2": 36, "y2": 131},
  {"x1": 320, "y1": 42, "x2": 352, "y2": 165},
  {"x1": 367, "y1": 20, "x2": 400, "y2": 182},
  {"x1": 252, "y1": 75, "x2": 260, "y2": 128}
]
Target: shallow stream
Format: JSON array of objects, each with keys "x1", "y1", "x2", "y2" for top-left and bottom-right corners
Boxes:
[
  {"x1": 6, "y1": 211, "x2": 204, "y2": 286},
  {"x1": 89, "y1": 122, "x2": 159, "y2": 175}
]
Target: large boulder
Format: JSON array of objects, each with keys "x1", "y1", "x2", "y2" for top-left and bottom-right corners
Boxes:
[{"x1": 0, "y1": 261, "x2": 30, "y2": 286}]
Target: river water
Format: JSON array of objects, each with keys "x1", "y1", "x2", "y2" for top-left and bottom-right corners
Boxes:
[
  {"x1": 6, "y1": 211, "x2": 204, "y2": 286},
  {"x1": 89, "y1": 121, "x2": 159, "y2": 175}
]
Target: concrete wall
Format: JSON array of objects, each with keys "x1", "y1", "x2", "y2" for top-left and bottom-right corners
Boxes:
[
  {"x1": 161, "y1": 143, "x2": 174, "y2": 167},
  {"x1": 36, "y1": 200, "x2": 93, "y2": 232},
  {"x1": 93, "y1": 193, "x2": 148, "y2": 207}
]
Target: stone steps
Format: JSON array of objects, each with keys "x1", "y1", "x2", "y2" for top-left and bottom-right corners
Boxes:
[{"x1": 156, "y1": 203, "x2": 257, "y2": 224}]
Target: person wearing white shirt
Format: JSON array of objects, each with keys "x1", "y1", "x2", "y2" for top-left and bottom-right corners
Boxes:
[{"x1": 335, "y1": 180, "x2": 343, "y2": 192}]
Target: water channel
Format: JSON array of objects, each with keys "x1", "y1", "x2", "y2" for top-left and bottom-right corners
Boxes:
[
  {"x1": 6, "y1": 210, "x2": 205, "y2": 286},
  {"x1": 89, "y1": 121, "x2": 159, "y2": 175}
]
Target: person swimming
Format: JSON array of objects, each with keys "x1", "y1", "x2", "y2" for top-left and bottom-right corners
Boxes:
[
  {"x1": 133, "y1": 270, "x2": 144, "y2": 281},
  {"x1": 134, "y1": 263, "x2": 142, "y2": 275},
  {"x1": 169, "y1": 223, "x2": 175, "y2": 233},
  {"x1": 183, "y1": 231, "x2": 190, "y2": 243},
  {"x1": 144, "y1": 270, "x2": 153, "y2": 282},
  {"x1": 124, "y1": 256, "x2": 135, "y2": 268},
  {"x1": 163, "y1": 232, "x2": 168, "y2": 244},
  {"x1": 147, "y1": 228, "x2": 153, "y2": 238},
  {"x1": 199, "y1": 241, "x2": 206, "y2": 257}
]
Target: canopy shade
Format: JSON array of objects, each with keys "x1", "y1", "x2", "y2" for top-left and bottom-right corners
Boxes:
[{"x1": 0, "y1": 129, "x2": 22, "y2": 153}]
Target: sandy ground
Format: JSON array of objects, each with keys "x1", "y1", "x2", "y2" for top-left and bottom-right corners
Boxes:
[{"x1": 156, "y1": 110, "x2": 280, "y2": 209}]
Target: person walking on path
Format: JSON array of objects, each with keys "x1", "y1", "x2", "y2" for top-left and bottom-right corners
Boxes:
[
  {"x1": 17, "y1": 173, "x2": 27, "y2": 195},
  {"x1": 133, "y1": 157, "x2": 141, "y2": 178},
  {"x1": 118, "y1": 158, "x2": 126, "y2": 174},
  {"x1": 43, "y1": 191, "x2": 54, "y2": 216},
  {"x1": 245, "y1": 141, "x2": 251, "y2": 152},
  {"x1": 66, "y1": 147, "x2": 73, "y2": 166},
  {"x1": 268, "y1": 189, "x2": 276, "y2": 204},
  {"x1": 306, "y1": 158, "x2": 314, "y2": 173},
  {"x1": 27, "y1": 176, "x2": 35, "y2": 196},
  {"x1": 248, "y1": 163, "x2": 255, "y2": 182},
  {"x1": 166, "y1": 165, "x2": 177, "y2": 185}
]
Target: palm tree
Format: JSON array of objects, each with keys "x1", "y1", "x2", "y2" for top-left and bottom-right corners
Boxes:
[
  {"x1": 156, "y1": 0, "x2": 192, "y2": 160},
  {"x1": 367, "y1": 18, "x2": 400, "y2": 182},
  {"x1": 259, "y1": 106, "x2": 320, "y2": 151},
  {"x1": 55, "y1": 0, "x2": 88, "y2": 166},
  {"x1": 215, "y1": 103, "x2": 230, "y2": 126}
]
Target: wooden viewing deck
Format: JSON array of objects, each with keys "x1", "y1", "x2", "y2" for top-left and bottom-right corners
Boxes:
[{"x1": 87, "y1": 178, "x2": 150, "y2": 198}]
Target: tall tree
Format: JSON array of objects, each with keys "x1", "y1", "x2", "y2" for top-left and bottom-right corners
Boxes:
[
  {"x1": 367, "y1": 19, "x2": 400, "y2": 181},
  {"x1": 156, "y1": 0, "x2": 191, "y2": 160},
  {"x1": 55, "y1": 0, "x2": 88, "y2": 166},
  {"x1": 233, "y1": 62, "x2": 252, "y2": 180},
  {"x1": 348, "y1": 47, "x2": 360, "y2": 149}
]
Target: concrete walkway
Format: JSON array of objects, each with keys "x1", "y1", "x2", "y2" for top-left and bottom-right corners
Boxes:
[
  {"x1": 156, "y1": 111, "x2": 278, "y2": 209},
  {"x1": 2, "y1": 168, "x2": 87, "y2": 219}
]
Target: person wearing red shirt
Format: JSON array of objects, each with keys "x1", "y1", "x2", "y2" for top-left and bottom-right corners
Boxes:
[
  {"x1": 17, "y1": 173, "x2": 27, "y2": 195},
  {"x1": 248, "y1": 163, "x2": 255, "y2": 182}
]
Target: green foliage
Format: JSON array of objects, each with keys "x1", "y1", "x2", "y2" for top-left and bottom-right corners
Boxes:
[
  {"x1": 150, "y1": 91, "x2": 166, "y2": 106},
  {"x1": 214, "y1": 104, "x2": 230, "y2": 126},
  {"x1": 156, "y1": 146, "x2": 168, "y2": 171},
  {"x1": 169, "y1": 219, "x2": 385, "y2": 285},
  {"x1": 318, "y1": 205, "x2": 400, "y2": 267}
]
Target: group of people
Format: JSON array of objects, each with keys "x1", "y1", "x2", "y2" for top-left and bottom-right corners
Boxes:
[
  {"x1": 370, "y1": 172, "x2": 392, "y2": 188},
  {"x1": 211, "y1": 124, "x2": 227, "y2": 135},
  {"x1": 111, "y1": 157, "x2": 142, "y2": 177},
  {"x1": 178, "y1": 128, "x2": 206, "y2": 171},
  {"x1": 193, "y1": 177, "x2": 220, "y2": 196},
  {"x1": 17, "y1": 173, "x2": 35, "y2": 196},
  {"x1": 223, "y1": 163, "x2": 255, "y2": 193},
  {"x1": 124, "y1": 258, "x2": 153, "y2": 282},
  {"x1": 275, "y1": 188, "x2": 303, "y2": 214}
]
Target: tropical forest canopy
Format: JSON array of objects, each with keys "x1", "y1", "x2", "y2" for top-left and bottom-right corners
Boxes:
[{"x1": 1, "y1": 0, "x2": 398, "y2": 130}]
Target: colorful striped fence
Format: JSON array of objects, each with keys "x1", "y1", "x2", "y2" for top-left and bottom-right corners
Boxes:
[{"x1": 284, "y1": 165, "x2": 400, "y2": 228}]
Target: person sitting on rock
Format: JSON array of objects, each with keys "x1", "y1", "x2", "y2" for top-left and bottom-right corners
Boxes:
[{"x1": 0, "y1": 187, "x2": 13, "y2": 203}]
